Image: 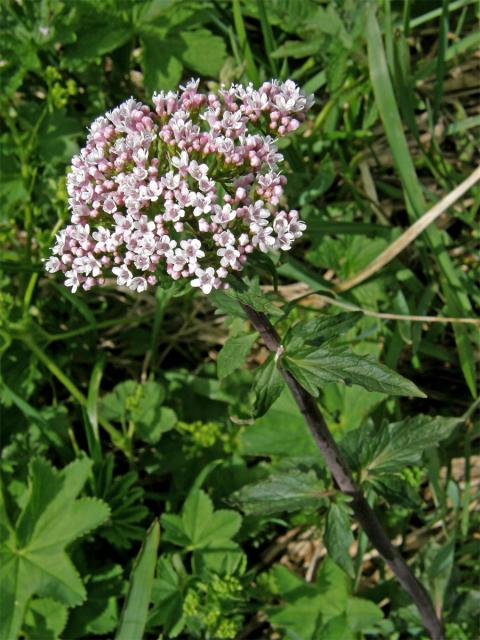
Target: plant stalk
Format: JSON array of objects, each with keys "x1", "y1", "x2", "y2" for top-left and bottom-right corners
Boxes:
[{"x1": 241, "y1": 303, "x2": 444, "y2": 640}]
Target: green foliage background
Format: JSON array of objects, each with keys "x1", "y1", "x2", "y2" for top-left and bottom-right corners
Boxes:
[{"x1": 1, "y1": 1, "x2": 479, "y2": 638}]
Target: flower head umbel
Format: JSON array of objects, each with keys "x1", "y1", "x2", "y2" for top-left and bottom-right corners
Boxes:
[{"x1": 45, "y1": 79, "x2": 313, "y2": 295}]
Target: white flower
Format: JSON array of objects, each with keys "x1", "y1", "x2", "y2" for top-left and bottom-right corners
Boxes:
[
  {"x1": 175, "y1": 185, "x2": 196, "y2": 208},
  {"x1": 191, "y1": 267, "x2": 216, "y2": 294},
  {"x1": 129, "y1": 276, "x2": 148, "y2": 292},
  {"x1": 162, "y1": 171, "x2": 181, "y2": 190},
  {"x1": 247, "y1": 201, "x2": 270, "y2": 227},
  {"x1": 113, "y1": 213, "x2": 133, "y2": 232},
  {"x1": 70, "y1": 224, "x2": 91, "y2": 246},
  {"x1": 180, "y1": 238, "x2": 205, "y2": 262},
  {"x1": 52, "y1": 230, "x2": 67, "y2": 255},
  {"x1": 75, "y1": 254, "x2": 102, "y2": 277},
  {"x1": 211, "y1": 204, "x2": 236, "y2": 225},
  {"x1": 168, "y1": 249, "x2": 188, "y2": 272},
  {"x1": 217, "y1": 244, "x2": 240, "y2": 268},
  {"x1": 193, "y1": 193, "x2": 213, "y2": 217},
  {"x1": 44, "y1": 256, "x2": 61, "y2": 273},
  {"x1": 112, "y1": 265, "x2": 132, "y2": 286},
  {"x1": 156, "y1": 234, "x2": 177, "y2": 255},
  {"x1": 172, "y1": 150, "x2": 190, "y2": 173},
  {"x1": 198, "y1": 176, "x2": 215, "y2": 193},
  {"x1": 65, "y1": 270, "x2": 80, "y2": 293},
  {"x1": 252, "y1": 225, "x2": 275, "y2": 252}
]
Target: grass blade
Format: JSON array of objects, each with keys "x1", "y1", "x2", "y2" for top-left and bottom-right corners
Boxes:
[
  {"x1": 233, "y1": 0, "x2": 260, "y2": 84},
  {"x1": 366, "y1": 6, "x2": 478, "y2": 397},
  {"x1": 257, "y1": 0, "x2": 278, "y2": 75},
  {"x1": 85, "y1": 356, "x2": 106, "y2": 462},
  {"x1": 432, "y1": 0, "x2": 449, "y2": 123},
  {"x1": 115, "y1": 520, "x2": 160, "y2": 640}
]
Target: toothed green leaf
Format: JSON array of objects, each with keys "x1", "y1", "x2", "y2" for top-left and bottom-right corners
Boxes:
[{"x1": 0, "y1": 457, "x2": 110, "y2": 640}]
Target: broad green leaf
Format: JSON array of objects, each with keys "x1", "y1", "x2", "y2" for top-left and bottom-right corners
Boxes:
[
  {"x1": 115, "y1": 520, "x2": 160, "y2": 640},
  {"x1": 267, "y1": 558, "x2": 383, "y2": 640},
  {"x1": 285, "y1": 347, "x2": 425, "y2": 398},
  {"x1": 227, "y1": 288, "x2": 284, "y2": 317},
  {"x1": 65, "y1": 564, "x2": 123, "y2": 638},
  {"x1": 182, "y1": 490, "x2": 241, "y2": 547},
  {"x1": 37, "y1": 111, "x2": 80, "y2": 165},
  {"x1": 362, "y1": 415, "x2": 460, "y2": 475},
  {"x1": 149, "y1": 556, "x2": 184, "y2": 635},
  {"x1": 181, "y1": 29, "x2": 227, "y2": 76},
  {"x1": 424, "y1": 540, "x2": 455, "y2": 614},
  {"x1": 289, "y1": 311, "x2": 363, "y2": 346},
  {"x1": 209, "y1": 289, "x2": 246, "y2": 318},
  {"x1": 298, "y1": 161, "x2": 336, "y2": 205},
  {"x1": 99, "y1": 380, "x2": 138, "y2": 423},
  {"x1": 231, "y1": 471, "x2": 326, "y2": 516},
  {"x1": 240, "y1": 390, "x2": 319, "y2": 459},
  {"x1": 269, "y1": 594, "x2": 323, "y2": 640},
  {"x1": 141, "y1": 31, "x2": 183, "y2": 93},
  {"x1": 318, "y1": 614, "x2": 355, "y2": 640},
  {"x1": 23, "y1": 598, "x2": 68, "y2": 640},
  {"x1": 217, "y1": 332, "x2": 258, "y2": 380},
  {"x1": 137, "y1": 0, "x2": 181, "y2": 23},
  {"x1": 325, "y1": 502, "x2": 354, "y2": 578},
  {"x1": 345, "y1": 597, "x2": 384, "y2": 632},
  {"x1": 0, "y1": 457, "x2": 110, "y2": 640},
  {"x1": 252, "y1": 355, "x2": 286, "y2": 418},
  {"x1": 63, "y1": 13, "x2": 132, "y2": 61},
  {"x1": 161, "y1": 490, "x2": 241, "y2": 550},
  {"x1": 100, "y1": 380, "x2": 172, "y2": 443}
]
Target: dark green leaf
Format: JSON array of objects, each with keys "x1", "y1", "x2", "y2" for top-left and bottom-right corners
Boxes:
[
  {"x1": 289, "y1": 311, "x2": 363, "y2": 346},
  {"x1": 363, "y1": 415, "x2": 460, "y2": 475},
  {"x1": 181, "y1": 29, "x2": 227, "y2": 76},
  {"x1": 217, "y1": 332, "x2": 258, "y2": 380},
  {"x1": 240, "y1": 390, "x2": 319, "y2": 459},
  {"x1": 149, "y1": 557, "x2": 184, "y2": 635},
  {"x1": 325, "y1": 502, "x2": 354, "y2": 578},
  {"x1": 0, "y1": 458, "x2": 109, "y2": 640},
  {"x1": 285, "y1": 347, "x2": 425, "y2": 398},
  {"x1": 64, "y1": 15, "x2": 132, "y2": 61},
  {"x1": 252, "y1": 355, "x2": 285, "y2": 418},
  {"x1": 228, "y1": 289, "x2": 284, "y2": 317},
  {"x1": 232, "y1": 470, "x2": 326, "y2": 516},
  {"x1": 141, "y1": 31, "x2": 183, "y2": 93}
]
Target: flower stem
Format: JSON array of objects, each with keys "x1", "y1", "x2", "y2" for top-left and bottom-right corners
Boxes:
[{"x1": 241, "y1": 302, "x2": 444, "y2": 640}]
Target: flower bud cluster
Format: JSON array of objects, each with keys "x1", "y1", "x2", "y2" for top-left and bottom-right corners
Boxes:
[{"x1": 45, "y1": 79, "x2": 314, "y2": 294}]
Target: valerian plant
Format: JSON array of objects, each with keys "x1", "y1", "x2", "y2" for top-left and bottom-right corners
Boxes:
[{"x1": 39, "y1": 78, "x2": 452, "y2": 640}]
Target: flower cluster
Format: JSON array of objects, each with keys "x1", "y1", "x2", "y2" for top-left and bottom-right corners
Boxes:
[{"x1": 45, "y1": 79, "x2": 314, "y2": 294}]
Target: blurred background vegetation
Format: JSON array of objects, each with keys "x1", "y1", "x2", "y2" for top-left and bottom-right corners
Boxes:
[{"x1": 0, "y1": 1, "x2": 479, "y2": 639}]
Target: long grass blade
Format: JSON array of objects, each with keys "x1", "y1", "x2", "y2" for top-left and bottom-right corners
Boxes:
[
  {"x1": 366, "y1": 6, "x2": 478, "y2": 396},
  {"x1": 232, "y1": 0, "x2": 260, "y2": 84},
  {"x1": 432, "y1": 0, "x2": 450, "y2": 123},
  {"x1": 115, "y1": 520, "x2": 160, "y2": 640}
]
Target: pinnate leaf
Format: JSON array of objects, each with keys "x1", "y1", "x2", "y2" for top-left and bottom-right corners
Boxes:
[
  {"x1": 232, "y1": 471, "x2": 326, "y2": 516},
  {"x1": 325, "y1": 502, "x2": 354, "y2": 578},
  {"x1": 289, "y1": 311, "x2": 363, "y2": 346},
  {"x1": 252, "y1": 355, "x2": 285, "y2": 417},
  {"x1": 217, "y1": 332, "x2": 258, "y2": 380},
  {"x1": 285, "y1": 347, "x2": 425, "y2": 398},
  {"x1": 363, "y1": 415, "x2": 460, "y2": 474}
]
